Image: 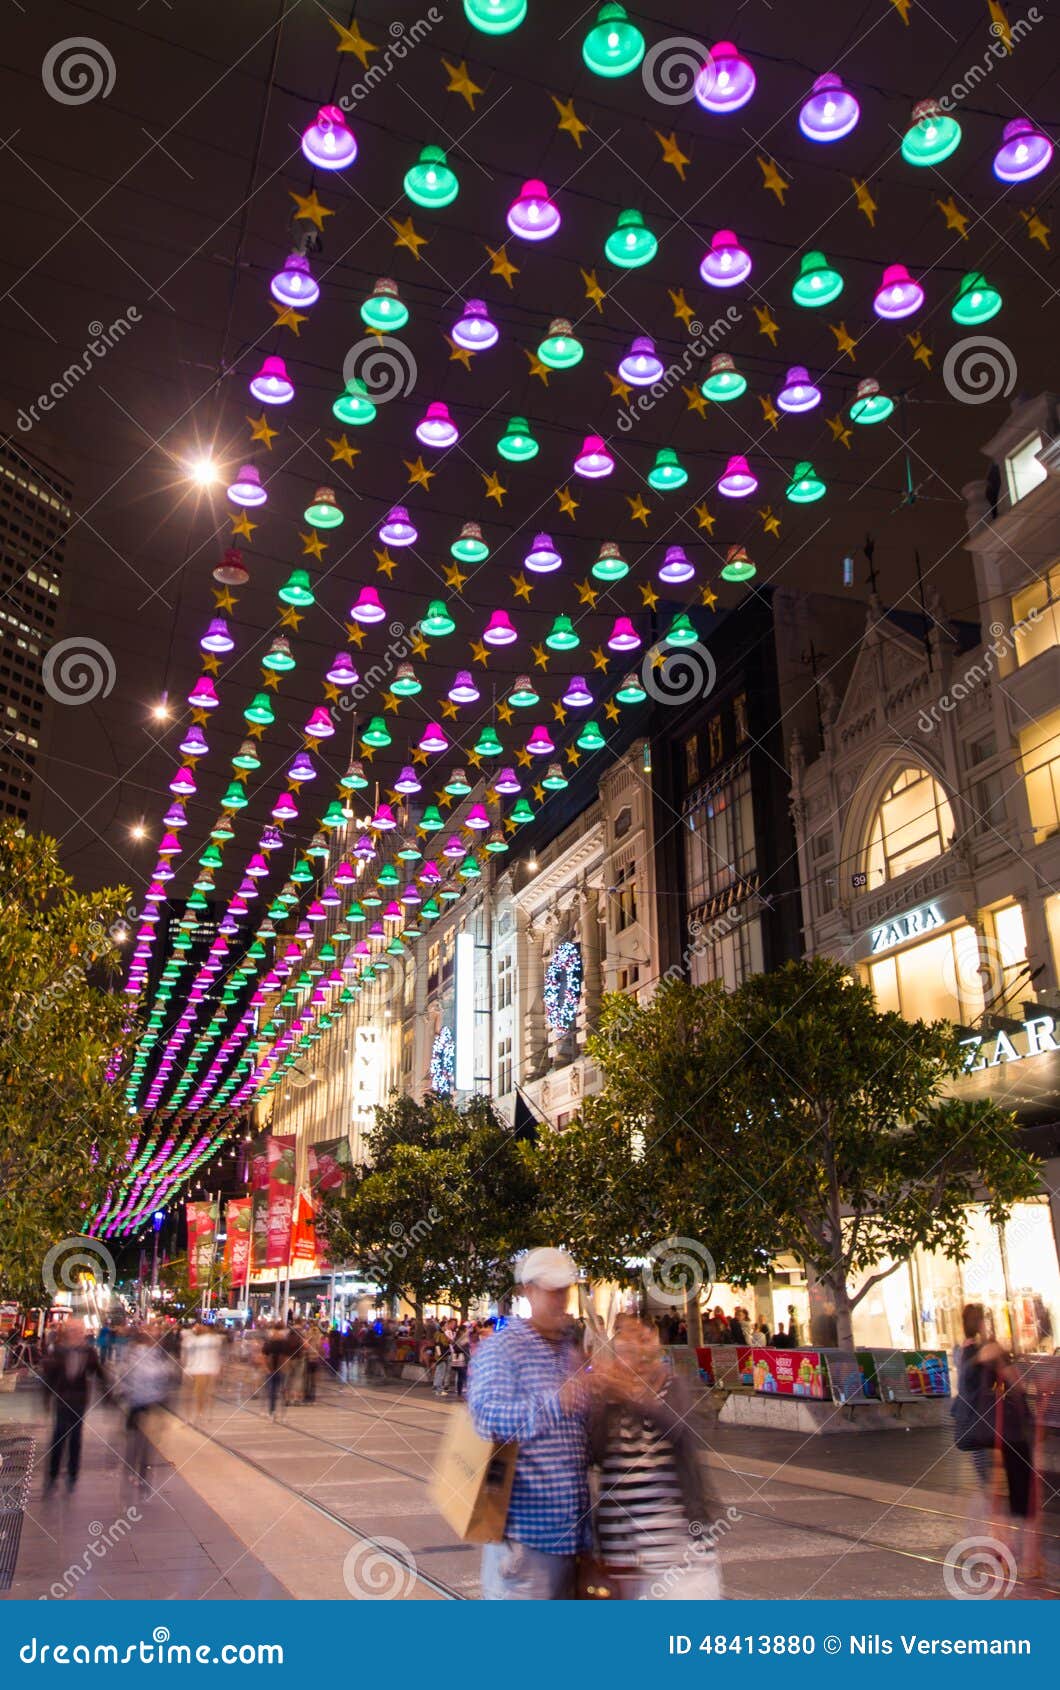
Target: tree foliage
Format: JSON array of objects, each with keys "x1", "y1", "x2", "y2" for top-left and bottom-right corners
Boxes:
[
  {"x1": 0, "y1": 824, "x2": 136, "y2": 1301},
  {"x1": 326, "y1": 1093, "x2": 542, "y2": 1316}
]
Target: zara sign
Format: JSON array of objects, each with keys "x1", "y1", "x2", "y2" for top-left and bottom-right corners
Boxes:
[
  {"x1": 960, "y1": 1016, "x2": 1060, "y2": 1072},
  {"x1": 868, "y1": 902, "x2": 943, "y2": 954}
]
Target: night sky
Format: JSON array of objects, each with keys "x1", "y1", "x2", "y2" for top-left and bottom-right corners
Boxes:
[{"x1": 1, "y1": 0, "x2": 1058, "y2": 903}]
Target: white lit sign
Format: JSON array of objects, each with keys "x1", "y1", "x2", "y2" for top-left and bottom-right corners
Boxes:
[
  {"x1": 868, "y1": 902, "x2": 943, "y2": 954},
  {"x1": 961, "y1": 1015, "x2": 1060, "y2": 1072},
  {"x1": 455, "y1": 931, "x2": 475, "y2": 1092}
]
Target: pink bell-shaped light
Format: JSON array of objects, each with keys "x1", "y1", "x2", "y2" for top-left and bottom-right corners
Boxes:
[
  {"x1": 200, "y1": 617, "x2": 234, "y2": 654},
  {"x1": 157, "y1": 831, "x2": 180, "y2": 857},
  {"x1": 270, "y1": 251, "x2": 320, "y2": 308},
  {"x1": 307, "y1": 900, "x2": 327, "y2": 923},
  {"x1": 484, "y1": 609, "x2": 518, "y2": 645},
  {"x1": 373, "y1": 803, "x2": 397, "y2": 831},
  {"x1": 226, "y1": 466, "x2": 266, "y2": 507},
  {"x1": 443, "y1": 834, "x2": 466, "y2": 859},
  {"x1": 873, "y1": 263, "x2": 924, "y2": 320},
  {"x1": 700, "y1": 228, "x2": 752, "y2": 287},
  {"x1": 574, "y1": 434, "x2": 614, "y2": 478},
  {"x1": 527, "y1": 725, "x2": 555, "y2": 756},
  {"x1": 246, "y1": 853, "x2": 269, "y2": 878},
  {"x1": 419, "y1": 722, "x2": 449, "y2": 754},
  {"x1": 379, "y1": 505, "x2": 418, "y2": 547},
  {"x1": 608, "y1": 616, "x2": 642, "y2": 652},
  {"x1": 187, "y1": 675, "x2": 219, "y2": 710},
  {"x1": 507, "y1": 178, "x2": 560, "y2": 241},
  {"x1": 179, "y1": 724, "x2": 208, "y2": 758},
  {"x1": 718, "y1": 454, "x2": 758, "y2": 497},
  {"x1": 466, "y1": 804, "x2": 490, "y2": 830},
  {"x1": 301, "y1": 104, "x2": 357, "y2": 171},
  {"x1": 350, "y1": 585, "x2": 386, "y2": 624},
  {"x1": 249, "y1": 354, "x2": 294, "y2": 405},
  {"x1": 395, "y1": 765, "x2": 422, "y2": 794},
  {"x1": 449, "y1": 669, "x2": 479, "y2": 704},
  {"x1": 416, "y1": 401, "x2": 459, "y2": 448},
  {"x1": 272, "y1": 792, "x2": 298, "y2": 822},
  {"x1": 421, "y1": 860, "x2": 442, "y2": 884},
  {"x1": 169, "y1": 765, "x2": 197, "y2": 796},
  {"x1": 696, "y1": 41, "x2": 756, "y2": 113},
  {"x1": 304, "y1": 706, "x2": 335, "y2": 739},
  {"x1": 563, "y1": 675, "x2": 594, "y2": 708},
  {"x1": 334, "y1": 860, "x2": 356, "y2": 886},
  {"x1": 326, "y1": 651, "x2": 359, "y2": 687},
  {"x1": 143, "y1": 880, "x2": 166, "y2": 904}
]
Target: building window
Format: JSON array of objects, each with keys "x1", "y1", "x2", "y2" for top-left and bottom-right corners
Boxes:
[
  {"x1": 733, "y1": 692, "x2": 749, "y2": 744},
  {"x1": 613, "y1": 862, "x2": 637, "y2": 931},
  {"x1": 971, "y1": 769, "x2": 1007, "y2": 837},
  {"x1": 991, "y1": 903, "x2": 1029, "y2": 1010},
  {"x1": 708, "y1": 716, "x2": 724, "y2": 767},
  {"x1": 401, "y1": 1028, "x2": 414, "y2": 1080},
  {"x1": 496, "y1": 952, "x2": 513, "y2": 1010},
  {"x1": 867, "y1": 924, "x2": 984, "y2": 1025},
  {"x1": 497, "y1": 1035, "x2": 512, "y2": 1097},
  {"x1": 967, "y1": 731, "x2": 997, "y2": 768},
  {"x1": 684, "y1": 761, "x2": 756, "y2": 907},
  {"x1": 817, "y1": 873, "x2": 835, "y2": 916},
  {"x1": 442, "y1": 928, "x2": 455, "y2": 982},
  {"x1": 1012, "y1": 562, "x2": 1060, "y2": 664},
  {"x1": 864, "y1": 765, "x2": 955, "y2": 886},
  {"x1": 685, "y1": 733, "x2": 699, "y2": 786},
  {"x1": 616, "y1": 964, "x2": 640, "y2": 992},
  {"x1": 1019, "y1": 707, "x2": 1060, "y2": 842},
  {"x1": 690, "y1": 915, "x2": 764, "y2": 991},
  {"x1": 1005, "y1": 434, "x2": 1047, "y2": 506},
  {"x1": 427, "y1": 941, "x2": 440, "y2": 994}
]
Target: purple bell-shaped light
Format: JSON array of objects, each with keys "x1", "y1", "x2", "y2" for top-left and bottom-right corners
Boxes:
[
  {"x1": 798, "y1": 73, "x2": 860, "y2": 143},
  {"x1": 618, "y1": 336, "x2": 665, "y2": 386},
  {"x1": 776, "y1": 366, "x2": 822, "y2": 413},
  {"x1": 993, "y1": 117, "x2": 1053, "y2": 183},
  {"x1": 270, "y1": 252, "x2": 320, "y2": 308},
  {"x1": 452, "y1": 299, "x2": 499, "y2": 351}
]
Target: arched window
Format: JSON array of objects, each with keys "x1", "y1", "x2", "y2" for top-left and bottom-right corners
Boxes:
[{"x1": 865, "y1": 765, "x2": 954, "y2": 886}]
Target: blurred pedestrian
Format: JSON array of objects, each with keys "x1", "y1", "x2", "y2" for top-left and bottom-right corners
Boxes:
[
  {"x1": 120, "y1": 1328, "x2": 178, "y2": 1492},
  {"x1": 182, "y1": 1322, "x2": 222, "y2": 1421},
  {"x1": 303, "y1": 1322, "x2": 324, "y2": 1403},
  {"x1": 450, "y1": 1323, "x2": 471, "y2": 1399},
  {"x1": 41, "y1": 1317, "x2": 104, "y2": 1496}
]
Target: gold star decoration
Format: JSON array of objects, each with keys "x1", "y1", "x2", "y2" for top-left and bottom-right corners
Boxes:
[
  {"x1": 907, "y1": 330, "x2": 933, "y2": 370},
  {"x1": 390, "y1": 216, "x2": 428, "y2": 260},
  {"x1": 606, "y1": 370, "x2": 633, "y2": 404},
  {"x1": 581, "y1": 268, "x2": 606, "y2": 312},
  {"x1": 201, "y1": 653, "x2": 221, "y2": 676},
  {"x1": 446, "y1": 334, "x2": 474, "y2": 370},
  {"x1": 279, "y1": 607, "x2": 303, "y2": 631},
  {"x1": 531, "y1": 643, "x2": 550, "y2": 672},
  {"x1": 270, "y1": 300, "x2": 308, "y2": 335},
  {"x1": 404, "y1": 456, "x2": 435, "y2": 490},
  {"x1": 988, "y1": 0, "x2": 1012, "y2": 49},
  {"x1": 359, "y1": 741, "x2": 375, "y2": 762},
  {"x1": 758, "y1": 155, "x2": 789, "y2": 204},
  {"x1": 510, "y1": 571, "x2": 533, "y2": 602},
  {"x1": 289, "y1": 189, "x2": 333, "y2": 230},
  {"x1": 556, "y1": 485, "x2": 579, "y2": 519},
  {"x1": 346, "y1": 621, "x2": 367, "y2": 648},
  {"x1": 375, "y1": 548, "x2": 398, "y2": 580},
  {"x1": 829, "y1": 321, "x2": 859, "y2": 362},
  {"x1": 504, "y1": 816, "x2": 518, "y2": 835},
  {"x1": 889, "y1": 0, "x2": 912, "y2": 22},
  {"x1": 532, "y1": 783, "x2": 545, "y2": 805},
  {"x1": 575, "y1": 578, "x2": 598, "y2": 608},
  {"x1": 525, "y1": 348, "x2": 551, "y2": 384},
  {"x1": 440, "y1": 700, "x2": 459, "y2": 721},
  {"x1": 470, "y1": 640, "x2": 490, "y2": 667},
  {"x1": 497, "y1": 701, "x2": 514, "y2": 726},
  {"x1": 443, "y1": 562, "x2": 468, "y2": 593},
  {"x1": 247, "y1": 413, "x2": 277, "y2": 449},
  {"x1": 754, "y1": 305, "x2": 779, "y2": 346},
  {"x1": 590, "y1": 646, "x2": 609, "y2": 674},
  {"x1": 410, "y1": 631, "x2": 429, "y2": 660},
  {"x1": 639, "y1": 582, "x2": 659, "y2": 610},
  {"x1": 381, "y1": 692, "x2": 399, "y2": 715},
  {"x1": 627, "y1": 494, "x2": 651, "y2": 527},
  {"x1": 485, "y1": 243, "x2": 519, "y2": 288},
  {"x1": 693, "y1": 502, "x2": 716, "y2": 535},
  {"x1": 851, "y1": 178, "x2": 878, "y2": 226},
  {"x1": 827, "y1": 412, "x2": 853, "y2": 449},
  {"x1": 552, "y1": 701, "x2": 568, "y2": 725},
  {"x1": 1022, "y1": 207, "x2": 1051, "y2": 249},
  {"x1": 327, "y1": 434, "x2": 359, "y2": 468},
  {"x1": 604, "y1": 699, "x2": 620, "y2": 724},
  {"x1": 466, "y1": 749, "x2": 483, "y2": 771},
  {"x1": 212, "y1": 587, "x2": 236, "y2": 613},
  {"x1": 551, "y1": 94, "x2": 588, "y2": 149},
  {"x1": 323, "y1": 683, "x2": 341, "y2": 704},
  {"x1": 700, "y1": 584, "x2": 719, "y2": 611},
  {"x1": 301, "y1": 530, "x2": 327, "y2": 560},
  {"x1": 444, "y1": 57, "x2": 484, "y2": 109},
  {"x1": 261, "y1": 671, "x2": 282, "y2": 693},
  {"x1": 411, "y1": 748, "x2": 431, "y2": 770},
  {"x1": 683, "y1": 383, "x2": 709, "y2": 418},
  {"x1": 329, "y1": 16, "x2": 378, "y2": 67},
  {"x1": 669, "y1": 288, "x2": 696, "y2": 330},
  {"x1": 246, "y1": 721, "x2": 266, "y2": 741},
  {"x1": 759, "y1": 394, "x2": 780, "y2": 430},
  {"x1": 437, "y1": 788, "x2": 455, "y2": 808},
  {"x1": 230, "y1": 512, "x2": 256, "y2": 540},
  {"x1": 759, "y1": 506, "x2": 781, "y2": 538},
  {"x1": 655, "y1": 129, "x2": 691, "y2": 179},
  {"x1": 482, "y1": 471, "x2": 507, "y2": 506},
  {"x1": 936, "y1": 196, "x2": 969, "y2": 238},
  {"x1": 515, "y1": 747, "x2": 533, "y2": 769}
]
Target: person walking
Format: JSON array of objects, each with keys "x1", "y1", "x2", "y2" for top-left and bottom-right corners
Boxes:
[
  {"x1": 262, "y1": 1324, "x2": 292, "y2": 1418},
  {"x1": 120, "y1": 1328, "x2": 178, "y2": 1492},
  {"x1": 449, "y1": 1324, "x2": 471, "y2": 1399},
  {"x1": 303, "y1": 1322, "x2": 324, "y2": 1403},
  {"x1": 183, "y1": 1322, "x2": 222, "y2": 1421},
  {"x1": 468, "y1": 1247, "x2": 589, "y2": 1600},
  {"x1": 41, "y1": 1318, "x2": 104, "y2": 1496}
]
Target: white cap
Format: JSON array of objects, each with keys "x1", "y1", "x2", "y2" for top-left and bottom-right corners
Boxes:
[{"x1": 517, "y1": 1246, "x2": 578, "y2": 1289}]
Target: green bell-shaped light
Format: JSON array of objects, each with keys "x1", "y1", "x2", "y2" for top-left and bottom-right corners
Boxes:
[
  {"x1": 720, "y1": 545, "x2": 757, "y2": 583},
  {"x1": 537, "y1": 318, "x2": 584, "y2": 369},
  {"x1": 360, "y1": 276, "x2": 409, "y2": 332},
  {"x1": 210, "y1": 814, "x2": 235, "y2": 841},
  {"x1": 464, "y1": 0, "x2": 526, "y2": 34},
  {"x1": 341, "y1": 760, "x2": 369, "y2": 790},
  {"x1": 592, "y1": 541, "x2": 629, "y2": 582},
  {"x1": 421, "y1": 898, "x2": 441, "y2": 920},
  {"x1": 497, "y1": 416, "x2": 539, "y2": 462},
  {"x1": 291, "y1": 858, "x2": 314, "y2": 884},
  {"x1": 647, "y1": 447, "x2": 688, "y2": 491},
  {"x1": 546, "y1": 614, "x2": 580, "y2": 651},
  {"x1": 901, "y1": 99, "x2": 961, "y2": 167},
  {"x1": 542, "y1": 763, "x2": 569, "y2": 791},
  {"x1": 332, "y1": 378, "x2": 376, "y2": 426},
  {"x1": 459, "y1": 853, "x2": 482, "y2": 879},
  {"x1": 452, "y1": 522, "x2": 489, "y2": 563},
  {"x1": 261, "y1": 637, "x2": 296, "y2": 672},
  {"x1": 849, "y1": 378, "x2": 895, "y2": 425},
  {"x1": 475, "y1": 725, "x2": 504, "y2": 757},
  {"x1": 700, "y1": 354, "x2": 747, "y2": 403},
  {"x1": 576, "y1": 720, "x2": 607, "y2": 752},
  {"x1": 198, "y1": 842, "x2": 223, "y2": 870},
  {"x1": 792, "y1": 250, "x2": 844, "y2": 308},
  {"x1": 509, "y1": 676, "x2": 540, "y2": 707},
  {"x1": 616, "y1": 672, "x2": 647, "y2": 705},
  {"x1": 391, "y1": 664, "x2": 421, "y2": 697},
  {"x1": 583, "y1": 4, "x2": 645, "y2": 77},
  {"x1": 420, "y1": 805, "x2": 444, "y2": 832},
  {"x1": 244, "y1": 692, "x2": 275, "y2": 726},
  {"x1": 304, "y1": 487, "x2": 344, "y2": 529},
  {"x1": 377, "y1": 863, "x2": 400, "y2": 886},
  {"x1": 445, "y1": 769, "x2": 472, "y2": 796},
  {"x1": 278, "y1": 568, "x2": 315, "y2": 607},
  {"x1": 664, "y1": 612, "x2": 699, "y2": 648},
  {"x1": 786, "y1": 460, "x2": 827, "y2": 503},
  {"x1": 404, "y1": 145, "x2": 459, "y2": 208},
  {"x1": 220, "y1": 780, "x2": 249, "y2": 810},
  {"x1": 605, "y1": 208, "x2": 657, "y2": 269},
  {"x1": 362, "y1": 716, "x2": 392, "y2": 747},
  {"x1": 952, "y1": 270, "x2": 1002, "y2": 326},
  {"x1": 322, "y1": 799, "x2": 348, "y2": 829}
]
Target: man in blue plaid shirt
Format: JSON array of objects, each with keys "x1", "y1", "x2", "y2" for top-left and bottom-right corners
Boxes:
[{"x1": 468, "y1": 1246, "x2": 589, "y2": 1599}]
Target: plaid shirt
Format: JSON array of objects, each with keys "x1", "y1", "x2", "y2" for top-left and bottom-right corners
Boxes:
[{"x1": 468, "y1": 1317, "x2": 590, "y2": 1554}]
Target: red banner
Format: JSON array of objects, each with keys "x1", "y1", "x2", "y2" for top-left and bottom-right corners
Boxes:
[
  {"x1": 266, "y1": 1134, "x2": 297, "y2": 1268},
  {"x1": 250, "y1": 1136, "x2": 270, "y2": 1269},
  {"x1": 224, "y1": 1196, "x2": 252, "y2": 1284},
  {"x1": 307, "y1": 1135, "x2": 351, "y2": 1196},
  {"x1": 186, "y1": 1201, "x2": 218, "y2": 1291},
  {"x1": 290, "y1": 1190, "x2": 317, "y2": 1268},
  {"x1": 737, "y1": 1346, "x2": 827, "y2": 1398}
]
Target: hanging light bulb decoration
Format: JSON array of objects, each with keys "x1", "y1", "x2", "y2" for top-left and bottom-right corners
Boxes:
[
  {"x1": 604, "y1": 208, "x2": 657, "y2": 268},
  {"x1": 701, "y1": 353, "x2": 747, "y2": 402},
  {"x1": 718, "y1": 454, "x2": 758, "y2": 498},
  {"x1": 200, "y1": 617, "x2": 234, "y2": 655},
  {"x1": 524, "y1": 533, "x2": 562, "y2": 573},
  {"x1": 509, "y1": 675, "x2": 540, "y2": 708},
  {"x1": 379, "y1": 505, "x2": 418, "y2": 547},
  {"x1": 187, "y1": 676, "x2": 219, "y2": 710},
  {"x1": 696, "y1": 42, "x2": 756, "y2": 113},
  {"x1": 179, "y1": 724, "x2": 208, "y2": 758},
  {"x1": 776, "y1": 366, "x2": 822, "y2": 413},
  {"x1": 664, "y1": 612, "x2": 699, "y2": 648},
  {"x1": 452, "y1": 299, "x2": 498, "y2": 352},
  {"x1": 404, "y1": 145, "x2": 459, "y2": 208},
  {"x1": 537, "y1": 318, "x2": 584, "y2": 369},
  {"x1": 608, "y1": 617, "x2": 641, "y2": 652},
  {"x1": 720, "y1": 544, "x2": 756, "y2": 584},
  {"x1": 618, "y1": 336, "x2": 664, "y2": 386},
  {"x1": 901, "y1": 98, "x2": 961, "y2": 167},
  {"x1": 464, "y1": 0, "x2": 526, "y2": 32},
  {"x1": 873, "y1": 263, "x2": 924, "y2": 319},
  {"x1": 658, "y1": 545, "x2": 695, "y2": 585},
  {"x1": 304, "y1": 486, "x2": 343, "y2": 528},
  {"x1": 226, "y1": 466, "x2": 266, "y2": 507},
  {"x1": 582, "y1": 4, "x2": 644, "y2": 76},
  {"x1": 545, "y1": 614, "x2": 580, "y2": 651},
  {"x1": 507, "y1": 179, "x2": 560, "y2": 241},
  {"x1": 952, "y1": 271, "x2": 1002, "y2": 326},
  {"x1": 785, "y1": 461, "x2": 827, "y2": 503},
  {"x1": 484, "y1": 609, "x2": 518, "y2": 645},
  {"x1": 798, "y1": 72, "x2": 860, "y2": 143},
  {"x1": 391, "y1": 662, "x2": 421, "y2": 697},
  {"x1": 416, "y1": 401, "x2": 459, "y2": 448},
  {"x1": 249, "y1": 354, "x2": 294, "y2": 405},
  {"x1": 278, "y1": 568, "x2": 314, "y2": 606},
  {"x1": 262, "y1": 635, "x2": 295, "y2": 672},
  {"x1": 271, "y1": 252, "x2": 320, "y2": 308},
  {"x1": 301, "y1": 105, "x2": 357, "y2": 170},
  {"x1": 288, "y1": 750, "x2": 316, "y2": 782},
  {"x1": 332, "y1": 378, "x2": 376, "y2": 427},
  {"x1": 326, "y1": 651, "x2": 359, "y2": 687},
  {"x1": 849, "y1": 377, "x2": 894, "y2": 425},
  {"x1": 700, "y1": 228, "x2": 752, "y2": 287},
  {"x1": 495, "y1": 767, "x2": 522, "y2": 794},
  {"x1": 616, "y1": 671, "x2": 647, "y2": 705},
  {"x1": 214, "y1": 546, "x2": 249, "y2": 585},
  {"x1": 592, "y1": 541, "x2": 628, "y2": 582},
  {"x1": 449, "y1": 670, "x2": 480, "y2": 704},
  {"x1": 792, "y1": 250, "x2": 844, "y2": 307},
  {"x1": 350, "y1": 585, "x2": 386, "y2": 624},
  {"x1": 421, "y1": 600, "x2": 456, "y2": 637},
  {"x1": 563, "y1": 675, "x2": 594, "y2": 708},
  {"x1": 497, "y1": 416, "x2": 539, "y2": 462},
  {"x1": 360, "y1": 277, "x2": 409, "y2": 332},
  {"x1": 574, "y1": 434, "x2": 614, "y2": 478},
  {"x1": 452, "y1": 521, "x2": 489, "y2": 562},
  {"x1": 527, "y1": 726, "x2": 555, "y2": 756},
  {"x1": 647, "y1": 448, "x2": 688, "y2": 491},
  {"x1": 993, "y1": 117, "x2": 1053, "y2": 183}
]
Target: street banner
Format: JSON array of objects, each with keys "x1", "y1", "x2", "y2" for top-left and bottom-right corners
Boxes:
[
  {"x1": 820, "y1": 1348, "x2": 866, "y2": 1404},
  {"x1": 186, "y1": 1201, "x2": 219, "y2": 1291},
  {"x1": 290, "y1": 1189, "x2": 317, "y2": 1268},
  {"x1": 266, "y1": 1133, "x2": 297, "y2": 1268},
  {"x1": 307, "y1": 1135, "x2": 351, "y2": 1195},
  {"x1": 737, "y1": 1346, "x2": 828, "y2": 1398},
  {"x1": 224, "y1": 1196, "x2": 252, "y2": 1283},
  {"x1": 250, "y1": 1136, "x2": 270, "y2": 1269}
]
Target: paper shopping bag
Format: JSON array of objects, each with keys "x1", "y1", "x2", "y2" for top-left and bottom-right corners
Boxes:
[{"x1": 429, "y1": 1408, "x2": 516, "y2": 1543}]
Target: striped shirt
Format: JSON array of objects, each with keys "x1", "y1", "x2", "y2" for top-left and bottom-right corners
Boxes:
[
  {"x1": 596, "y1": 1389, "x2": 694, "y2": 1570},
  {"x1": 468, "y1": 1318, "x2": 590, "y2": 1554}
]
